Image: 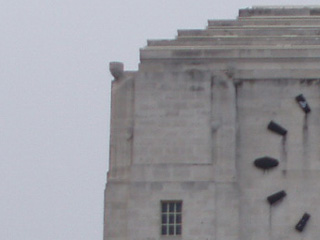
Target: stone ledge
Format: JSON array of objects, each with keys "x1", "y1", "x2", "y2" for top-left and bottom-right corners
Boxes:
[
  {"x1": 208, "y1": 18, "x2": 320, "y2": 27},
  {"x1": 141, "y1": 47, "x2": 320, "y2": 61},
  {"x1": 178, "y1": 28, "x2": 320, "y2": 37},
  {"x1": 148, "y1": 37, "x2": 320, "y2": 47},
  {"x1": 239, "y1": 6, "x2": 320, "y2": 17}
]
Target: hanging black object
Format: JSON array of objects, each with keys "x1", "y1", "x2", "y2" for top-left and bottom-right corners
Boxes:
[
  {"x1": 254, "y1": 157, "x2": 279, "y2": 170},
  {"x1": 295, "y1": 94, "x2": 311, "y2": 114},
  {"x1": 267, "y1": 190, "x2": 286, "y2": 205},
  {"x1": 267, "y1": 121, "x2": 287, "y2": 136},
  {"x1": 295, "y1": 213, "x2": 310, "y2": 232}
]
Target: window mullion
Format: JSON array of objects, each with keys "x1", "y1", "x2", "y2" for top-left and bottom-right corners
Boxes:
[{"x1": 174, "y1": 203, "x2": 176, "y2": 235}]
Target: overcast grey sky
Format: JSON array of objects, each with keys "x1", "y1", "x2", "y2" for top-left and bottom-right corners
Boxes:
[{"x1": 1, "y1": 1, "x2": 320, "y2": 239}]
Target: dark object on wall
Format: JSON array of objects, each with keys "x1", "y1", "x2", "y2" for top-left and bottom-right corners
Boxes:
[
  {"x1": 295, "y1": 94, "x2": 311, "y2": 114},
  {"x1": 267, "y1": 121, "x2": 287, "y2": 136},
  {"x1": 295, "y1": 213, "x2": 310, "y2": 232},
  {"x1": 254, "y1": 157, "x2": 279, "y2": 170},
  {"x1": 267, "y1": 190, "x2": 286, "y2": 205}
]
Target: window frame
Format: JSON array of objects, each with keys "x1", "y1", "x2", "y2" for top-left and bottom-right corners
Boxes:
[{"x1": 160, "y1": 200, "x2": 182, "y2": 236}]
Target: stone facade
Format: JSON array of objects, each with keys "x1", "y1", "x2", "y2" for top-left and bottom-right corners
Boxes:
[{"x1": 104, "y1": 6, "x2": 320, "y2": 240}]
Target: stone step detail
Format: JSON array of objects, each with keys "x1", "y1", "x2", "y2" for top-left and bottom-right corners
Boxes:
[
  {"x1": 147, "y1": 37, "x2": 320, "y2": 47},
  {"x1": 207, "y1": 24, "x2": 320, "y2": 29},
  {"x1": 208, "y1": 18, "x2": 320, "y2": 27},
  {"x1": 141, "y1": 6, "x2": 320, "y2": 69},
  {"x1": 141, "y1": 47, "x2": 320, "y2": 60},
  {"x1": 177, "y1": 28, "x2": 320, "y2": 37},
  {"x1": 239, "y1": 6, "x2": 320, "y2": 17}
]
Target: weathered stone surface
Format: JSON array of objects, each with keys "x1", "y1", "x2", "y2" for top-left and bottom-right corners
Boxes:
[{"x1": 104, "y1": 6, "x2": 320, "y2": 240}]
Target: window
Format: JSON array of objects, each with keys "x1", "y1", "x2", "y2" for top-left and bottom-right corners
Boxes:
[{"x1": 161, "y1": 201, "x2": 182, "y2": 236}]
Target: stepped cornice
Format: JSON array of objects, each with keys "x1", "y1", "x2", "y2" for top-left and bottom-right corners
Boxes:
[{"x1": 140, "y1": 6, "x2": 320, "y2": 78}]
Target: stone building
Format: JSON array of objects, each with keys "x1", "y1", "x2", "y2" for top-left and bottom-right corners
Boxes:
[{"x1": 104, "y1": 6, "x2": 320, "y2": 240}]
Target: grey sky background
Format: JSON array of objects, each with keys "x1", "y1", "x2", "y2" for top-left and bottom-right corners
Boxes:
[{"x1": 1, "y1": 1, "x2": 320, "y2": 239}]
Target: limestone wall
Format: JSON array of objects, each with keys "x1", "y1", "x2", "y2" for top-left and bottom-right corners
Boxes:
[{"x1": 104, "y1": 6, "x2": 320, "y2": 240}]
